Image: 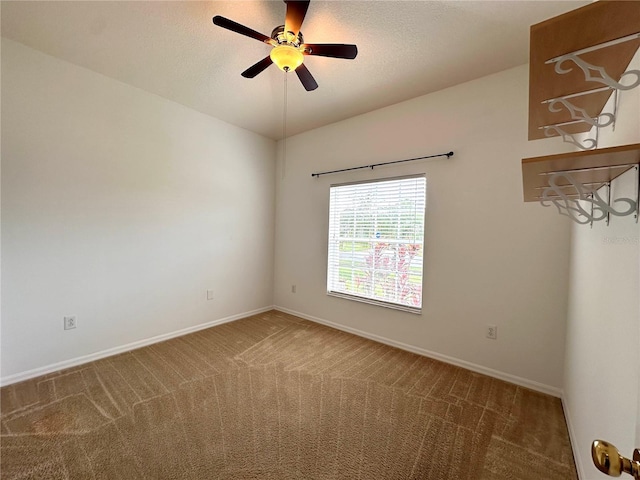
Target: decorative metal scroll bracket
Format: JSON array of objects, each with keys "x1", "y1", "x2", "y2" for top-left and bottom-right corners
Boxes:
[
  {"x1": 553, "y1": 53, "x2": 640, "y2": 90},
  {"x1": 546, "y1": 32, "x2": 640, "y2": 90},
  {"x1": 542, "y1": 124, "x2": 598, "y2": 151},
  {"x1": 548, "y1": 97, "x2": 615, "y2": 128},
  {"x1": 541, "y1": 87, "x2": 620, "y2": 151},
  {"x1": 540, "y1": 32, "x2": 640, "y2": 150},
  {"x1": 540, "y1": 169, "x2": 639, "y2": 225}
]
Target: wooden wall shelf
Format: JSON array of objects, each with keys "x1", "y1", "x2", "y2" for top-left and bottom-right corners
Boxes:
[
  {"x1": 529, "y1": 1, "x2": 640, "y2": 141},
  {"x1": 522, "y1": 143, "x2": 640, "y2": 202}
]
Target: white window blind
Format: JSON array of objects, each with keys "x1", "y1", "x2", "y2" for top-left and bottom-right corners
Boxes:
[{"x1": 327, "y1": 175, "x2": 426, "y2": 313}]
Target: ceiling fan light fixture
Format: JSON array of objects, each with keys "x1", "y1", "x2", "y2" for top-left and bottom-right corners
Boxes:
[
  {"x1": 270, "y1": 45, "x2": 304, "y2": 72},
  {"x1": 213, "y1": 1, "x2": 357, "y2": 90}
]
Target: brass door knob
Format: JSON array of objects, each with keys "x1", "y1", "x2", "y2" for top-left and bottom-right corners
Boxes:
[{"x1": 592, "y1": 440, "x2": 640, "y2": 479}]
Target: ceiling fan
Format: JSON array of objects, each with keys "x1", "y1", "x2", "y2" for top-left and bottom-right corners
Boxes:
[{"x1": 212, "y1": 0, "x2": 358, "y2": 91}]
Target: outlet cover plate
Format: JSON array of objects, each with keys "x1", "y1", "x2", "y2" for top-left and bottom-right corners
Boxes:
[
  {"x1": 486, "y1": 325, "x2": 498, "y2": 340},
  {"x1": 64, "y1": 316, "x2": 77, "y2": 330}
]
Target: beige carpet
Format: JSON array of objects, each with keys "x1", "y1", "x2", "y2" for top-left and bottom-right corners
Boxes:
[{"x1": 0, "y1": 310, "x2": 577, "y2": 479}]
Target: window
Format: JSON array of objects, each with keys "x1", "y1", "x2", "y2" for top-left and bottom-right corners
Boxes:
[{"x1": 327, "y1": 175, "x2": 426, "y2": 313}]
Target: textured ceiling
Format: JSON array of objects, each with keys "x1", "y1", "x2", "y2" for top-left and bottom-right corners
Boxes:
[{"x1": 1, "y1": 1, "x2": 589, "y2": 140}]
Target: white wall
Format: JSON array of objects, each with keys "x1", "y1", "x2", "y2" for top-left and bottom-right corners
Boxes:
[
  {"x1": 274, "y1": 64, "x2": 575, "y2": 393},
  {"x1": 563, "y1": 50, "x2": 640, "y2": 479},
  {"x1": 1, "y1": 39, "x2": 277, "y2": 382}
]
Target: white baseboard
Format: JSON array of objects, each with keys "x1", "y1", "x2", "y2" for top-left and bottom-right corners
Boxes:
[
  {"x1": 0, "y1": 306, "x2": 274, "y2": 387},
  {"x1": 3, "y1": 304, "x2": 562, "y2": 399},
  {"x1": 561, "y1": 395, "x2": 585, "y2": 480},
  {"x1": 274, "y1": 305, "x2": 562, "y2": 398}
]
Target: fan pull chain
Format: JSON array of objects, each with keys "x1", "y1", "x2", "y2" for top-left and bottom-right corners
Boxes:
[
  {"x1": 283, "y1": 71, "x2": 287, "y2": 141},
  {"x1": 282, "y1": 72, "x2": 288, "y2": 179}
]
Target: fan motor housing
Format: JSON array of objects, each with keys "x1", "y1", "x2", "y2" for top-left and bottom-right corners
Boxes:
[{"x1": 271, "y1": 25, "x2": 303, "y2": 48}]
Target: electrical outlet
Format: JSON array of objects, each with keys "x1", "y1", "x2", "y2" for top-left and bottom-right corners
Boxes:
[
  {"x1": 207, "y1": 290, "x2": 214, "y2": 300},
  {"x1": 486, "y1": 325, "x2": 498, "y2": 340},
  {"x1": 291, "y1": 285, "x2": 296, "y2": 293},
  {"x1": 64, "y1": 316, "x2": 77, "y2": 330}
]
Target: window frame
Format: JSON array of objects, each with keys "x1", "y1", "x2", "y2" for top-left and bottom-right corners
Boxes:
[{"x1": 326, "y1": 174, "x2": 427, "y2": 314}]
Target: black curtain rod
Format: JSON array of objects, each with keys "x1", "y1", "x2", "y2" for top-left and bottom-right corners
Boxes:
[{"x1": 311, "y1": 151, "x2": 454, "y2": 178}]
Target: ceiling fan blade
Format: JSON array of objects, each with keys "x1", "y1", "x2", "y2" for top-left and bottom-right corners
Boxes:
[
  {"x1": 241, "y1": 56, "x2": 274, "y2": 78},
  {"x1": 295, "y1": 63, "x2": 318, "y2": 91},
  {"x1": 284, "y1": 0, "x2": 310, "y2": 36},
  {"x1": 213, "y1": 16, "x2": 271, "y2": 43},
  {"x1": 303, "y1": 44, "x2": 358, "y2": 59}
]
